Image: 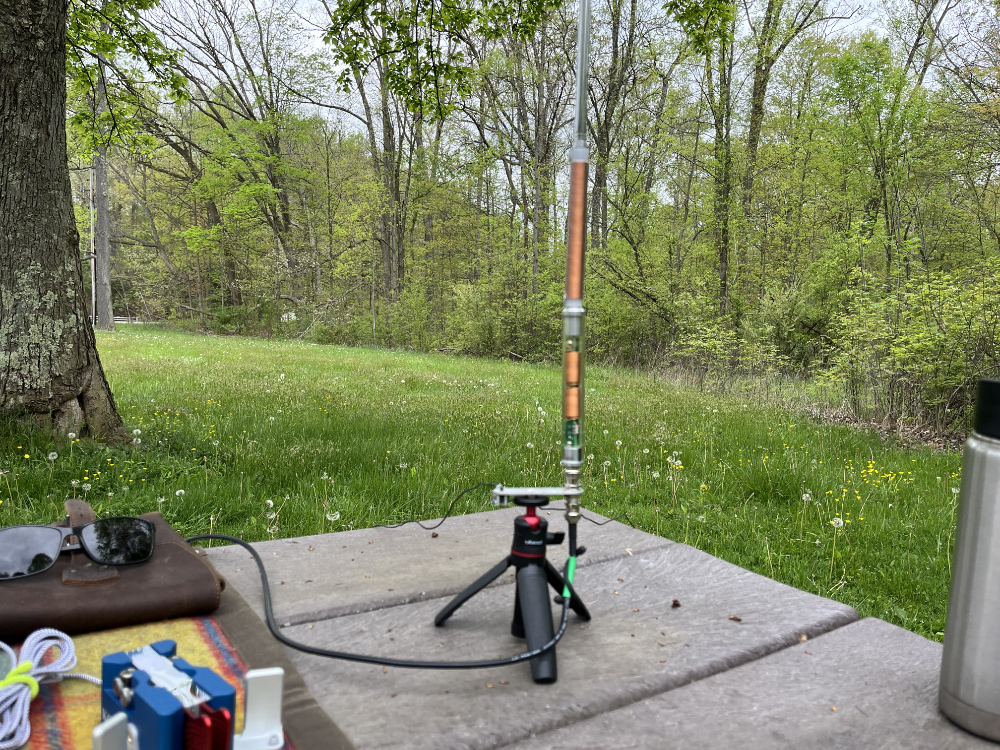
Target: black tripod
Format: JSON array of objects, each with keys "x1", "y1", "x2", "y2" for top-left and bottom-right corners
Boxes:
[{"x1": 434, "y1": 497, "x2": 591, "y2": 683}]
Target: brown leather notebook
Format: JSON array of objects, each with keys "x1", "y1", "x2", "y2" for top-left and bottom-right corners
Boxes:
[{"x1": 0, "y1": 500, "x2": 225, "y2": 640}]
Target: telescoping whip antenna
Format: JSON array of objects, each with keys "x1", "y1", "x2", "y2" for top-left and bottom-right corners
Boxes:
[
  {"x1": 563, "y1": 0, "x2": 591, "y2": 575},
  {"x1": 185, "y1": 1, "x2": 598, "y2": 685}
]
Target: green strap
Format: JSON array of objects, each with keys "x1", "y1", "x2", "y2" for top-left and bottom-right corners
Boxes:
[
  {"x1": 0, "y1": 661, "x2": 39, "y2": 699},
  {"x1": 562, "y1": 555, "x2": 577, "y2": 599}
]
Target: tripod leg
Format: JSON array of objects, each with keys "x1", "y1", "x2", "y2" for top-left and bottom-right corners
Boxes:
[
  {"x1": 544, "y1": 559, "x2": 591, "y2": 622},
  {"x1": 517, "y1": 565, "x2": 557, "y2": 684},
  {"x1": 434, "y1": 557, "x2": 512, "y2": 626},
  {"x1": 511, "y1": 581, "x2": 525, "y2": 638}
]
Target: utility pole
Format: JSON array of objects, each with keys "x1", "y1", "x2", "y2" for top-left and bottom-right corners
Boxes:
[{"x1": 89, "y1": 166, "x2": 96, "y2": 326}]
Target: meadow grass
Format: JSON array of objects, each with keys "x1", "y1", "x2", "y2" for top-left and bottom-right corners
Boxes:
[{"x1": 1, "y1": 327, "x2": 962, "y2": 641}]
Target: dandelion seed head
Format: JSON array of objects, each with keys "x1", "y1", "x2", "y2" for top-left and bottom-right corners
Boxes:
[
  {"x1": 176, "y1": 489, "x2": 185, "y2": 496},
  {"x1": 133, "y1": 429, "x2": 141, "y2": 436},
  {"x1": 831, "y1": 517, "x2": 844, "y2": 528},
  {"x1": 67, "y1": 433, "x2": 76, "y2": 440},
  {"x1": 48, "y1": 452, "x2": 58, "y2": 461},
  {"x1": 326, "y1": 511, "x2": 340, "y2": 522},
  {"x1": 81, "y1": 483, "x2": 91, "y2": 491}
]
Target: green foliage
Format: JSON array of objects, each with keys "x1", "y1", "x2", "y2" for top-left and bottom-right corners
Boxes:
[
  {"x1": 77, "y1": 1, "x2": 1000, "y2": 436},
  {"x1": 662, "y1": 0, "x2": 735, "y2": 55},
  {"x1": 324, "y1": 0, "x2": 562, "y2": 118},
  {"x1": 66, "y1": 0, "x2": 186, "y2": 153},
  {"x1": 824, "y1": 264, "x2": 1000, "y2": 432}
]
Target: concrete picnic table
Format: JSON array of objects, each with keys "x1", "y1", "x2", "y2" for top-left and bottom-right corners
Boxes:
[{"x1": 205, "y1": 507, "x2": 993, "y2": 749}]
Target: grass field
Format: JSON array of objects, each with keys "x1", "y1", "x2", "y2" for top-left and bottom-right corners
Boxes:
[{"x1": 1, "y1": 327, "x2": 962, "y2": 641}]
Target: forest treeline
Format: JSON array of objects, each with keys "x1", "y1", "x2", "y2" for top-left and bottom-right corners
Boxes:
[{"x1": 69, "y1": 0, "x2": 1000, "y2": 434}]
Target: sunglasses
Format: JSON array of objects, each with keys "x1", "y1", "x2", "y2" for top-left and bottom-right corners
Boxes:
[{"x1": 0, "y1": 517, "x2": 155, "y2": 579}]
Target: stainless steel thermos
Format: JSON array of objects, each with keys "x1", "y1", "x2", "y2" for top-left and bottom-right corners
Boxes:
[{"x1": 940, "y1": 379, "x2": 1000, "y2": 740}]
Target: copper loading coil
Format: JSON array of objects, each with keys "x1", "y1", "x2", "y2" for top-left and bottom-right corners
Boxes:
[
  {"x1": 564, "y1": 386, "x2": 580, "y2": 419},
  {"x1": 565, "y1": 350, "x2": 580, "y2": 386},
  {"x1": 565, "y1": 161, "x2": 588, "y2": 300}
]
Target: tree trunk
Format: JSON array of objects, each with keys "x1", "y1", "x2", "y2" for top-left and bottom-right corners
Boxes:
[
  {"x1": 0, "y1": 0, "x2": 127, "y2": 442},
  {"x1": 706, "y1": 29, "x2": 735, "y2": 316}
]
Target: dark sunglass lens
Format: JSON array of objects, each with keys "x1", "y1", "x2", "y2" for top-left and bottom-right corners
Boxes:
[
  {"x1": 80, "y1": 518, "x2": 155, "y2": 565},
  {"x1": 0, "y1": 526, "x2": 62, "y2": 578}
]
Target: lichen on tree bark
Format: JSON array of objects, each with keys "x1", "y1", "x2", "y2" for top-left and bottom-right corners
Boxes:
[{"x1": 0, "y1": 0, "x2": 127, "y2": 442}]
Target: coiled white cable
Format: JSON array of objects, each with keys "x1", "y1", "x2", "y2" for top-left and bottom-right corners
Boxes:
[{"x1": 0, "y1": 628, "x2": 101, "y2": 750}]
